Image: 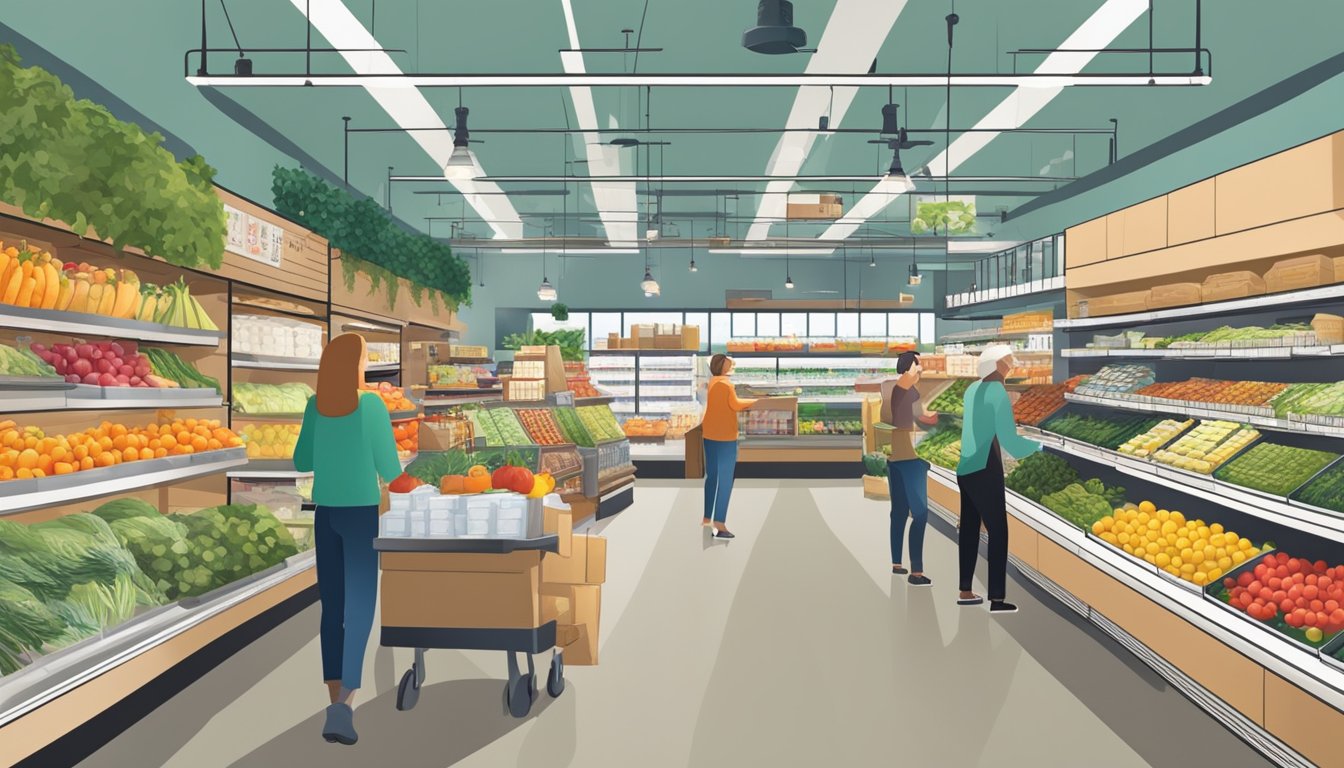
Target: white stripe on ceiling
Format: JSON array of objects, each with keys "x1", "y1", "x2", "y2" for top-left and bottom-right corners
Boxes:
[
  {"x1": 286, "y1": 0, "x2": 523, "y2": 239},
  {"x1": 819, "y1": 0, "x2": 1148, "y2": 242},
  {"x1": 559, "y1": 0, "x2": 641, "y2": 248},
  {"x1": 745, "y1": 0, "x2": 911, "y2": 242}
]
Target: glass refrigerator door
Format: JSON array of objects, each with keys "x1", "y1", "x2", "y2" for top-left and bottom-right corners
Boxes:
[
  {"x1": 636, "y1": 354, "x2": 698, "y2": 418},
  {"x1": 587, "y1": 353, "x2": 637, "y2": 417}
]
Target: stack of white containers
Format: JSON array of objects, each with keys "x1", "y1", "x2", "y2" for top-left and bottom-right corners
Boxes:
[
  {"x1": 232, "y1": 314, "x2": 323, "y2": 360},
  {"x1": 381, "y1": 486, "x2": 548, "y2": 540}
]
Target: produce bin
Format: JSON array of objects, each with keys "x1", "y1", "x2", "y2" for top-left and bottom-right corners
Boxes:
[{"x1": 1200, "y1": 549, "x2": 1343, "y2": 655}]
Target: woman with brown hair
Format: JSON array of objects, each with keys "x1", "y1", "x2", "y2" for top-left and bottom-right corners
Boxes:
[
  {"x1": 293, "y1": 333, "x2": 401, "y2": 745},
  {"x1": 701, "y1": 354, "x2": 757, "y2": 538}
]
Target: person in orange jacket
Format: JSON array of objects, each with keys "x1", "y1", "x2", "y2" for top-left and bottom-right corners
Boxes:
[{"x1": 701, "y1": 354, "x2": 757, "y2": 538}]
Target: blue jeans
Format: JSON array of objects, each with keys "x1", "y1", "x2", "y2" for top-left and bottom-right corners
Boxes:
[
  {"x1": 888, "y1": 459, "x2": 930, "y2": 572},
  {"x1": 704, "y1": 438, "x2": 739, "y2": 523},
  {"x1": 315, "y1": 505, "x2": 379, "y2": 690}
]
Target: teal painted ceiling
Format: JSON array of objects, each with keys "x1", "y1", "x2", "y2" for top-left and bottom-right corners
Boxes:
[{"x1": 4, "y1": 1, "x2": 1343, "y2": 257}]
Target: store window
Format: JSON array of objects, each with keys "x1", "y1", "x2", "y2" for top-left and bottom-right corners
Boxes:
[
  {"x1": 710, "y1": 312, "x2": 731, "y2": 352},
  {"x1": 919, "y1": 313, "x2": 935, "y2": 346},
  {"x1": 756, "y1": 312, "x2": 780, "y2": 337},
  {"x1": 625, "y1": 312, "x2": 683, "y2": 330},
  {"x1": 888, "y1": 313, "x2": 918, "y2": 339},
  {"x1": 781, "y1": 312, "x2": 807, "y2": 337},
  {"x1": 684, "y1": 311, "x2": 709, "y2": 351},
  {"x1": 531, "y1": 312, "x2": 588, "y2": 335},
  {"x1": 859, "y1": 312, "x2": 885, "y2": 337},
  {"x1": 808, "y1": 312, "x2": 835, "y2": 338},
  {"x1": 836, "y1": 312, "x2": 859, "y2": 338},
  {"x1": 591, "y1": 313, "x2": 622, "y2": 349},
  {"x1": 732, "y1": 313, "x2": 756, "y2": 337}
]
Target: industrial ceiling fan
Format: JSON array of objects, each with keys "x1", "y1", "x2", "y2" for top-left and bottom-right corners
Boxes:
[{"x1": 868, "y1": 104, "x2": 932, "y2": 181}]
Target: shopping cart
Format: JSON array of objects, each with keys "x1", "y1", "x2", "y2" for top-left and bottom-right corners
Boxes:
[{"x1": 373, "y1": 535, "x2": 566, "y2": 718}]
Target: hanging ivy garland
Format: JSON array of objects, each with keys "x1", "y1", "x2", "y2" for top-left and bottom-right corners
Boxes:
[
  {"x1": 0, "y1": 45, "x2": 226, "y2": 268},
  {"x1": 273, "y1": 167, "x2": 470, "y2": 307}
]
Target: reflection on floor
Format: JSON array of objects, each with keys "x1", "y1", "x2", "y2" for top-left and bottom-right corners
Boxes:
[{"x1": 77, "y1": 480, "x2": 1271, "y2": 768}]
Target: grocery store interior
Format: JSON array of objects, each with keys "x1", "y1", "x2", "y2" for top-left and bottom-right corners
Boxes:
[{"x1": 2, "y1": 1, "x2": 1344, "y2": 766}]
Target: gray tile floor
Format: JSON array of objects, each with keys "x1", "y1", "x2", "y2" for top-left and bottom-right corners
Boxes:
[{"x1": 78, "y1": 479, "x2": 1272, "y2": 768}]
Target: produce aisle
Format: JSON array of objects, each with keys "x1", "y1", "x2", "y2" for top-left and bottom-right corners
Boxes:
[{"x1": 73, "y1": 480, "x2": 1265, "y2": 768}]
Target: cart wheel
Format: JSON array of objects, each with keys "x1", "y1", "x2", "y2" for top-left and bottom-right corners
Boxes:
[
  {"x1": 396, "y1": 668, "x2": 420, "y2": 711},
  {"x1": 547, "y1": 654, "x2": 565, "y2": 698},
  {"x1": 507, "y1": 674, "x2": 534, "y2": 718}
]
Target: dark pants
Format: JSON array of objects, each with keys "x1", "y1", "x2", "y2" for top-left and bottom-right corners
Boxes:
[
  {"x1": 887, "y1": 458, "x2": 930, "y2": 571},
  {"x1": 957, "y1": 447, "x2": 1010, "y2": 601},
  {"x1": 315, "y1": 505, "x2": 379, "y2": 689},
  {"x1": 703, "y1": 438, "x2": 738, "y2": 523}
]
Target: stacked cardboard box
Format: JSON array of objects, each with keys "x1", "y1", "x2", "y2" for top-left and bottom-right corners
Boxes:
[{"x1": 540, "y1": 531, "x2": 606, "y2": 666}]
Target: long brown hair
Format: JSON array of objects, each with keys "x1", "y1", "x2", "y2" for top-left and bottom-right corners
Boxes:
[{"x1": 316, "y1": 332, "x2": 365, "y2": 417}]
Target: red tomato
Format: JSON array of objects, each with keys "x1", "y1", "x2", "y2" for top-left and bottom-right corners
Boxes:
[
  {"x1": 1237, "y1": 572, "x2": 1254, "y2": 587},
  {"x1": 1247, "y1": 604, "x2": 1263, "y2": 620},
  {"x1": 1249, "y1": 580, "x2": 1264, "y2": 593},
  {"x1": 1254, "y1": 564, "x2": 1269, "y2": 580},
  {"x1": 1281, "y1": 599, "x2": 1295, "y2": 614},
  {"x1": 1332, "y1": 608, "x2": 1344, "y2": 625},
  {"x1": 1327, "y1": 599, "x2": 1341, "y2": 613},
  {"x1": 1286, "y1": 610, "x2": 1303, "y2": 628},
  {"x1": 1311, "y1": 599, "x2": 1325, "y2": 612},
  {"x1": 1288, "y1": 585, "x2": 1303, "y2": 601}
]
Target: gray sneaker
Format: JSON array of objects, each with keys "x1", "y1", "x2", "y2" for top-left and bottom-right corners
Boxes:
[{"x1": 323, "y1": 702, "x2": 358, "y2": 745}]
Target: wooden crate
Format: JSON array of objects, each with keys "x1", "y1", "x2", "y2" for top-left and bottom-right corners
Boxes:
[
  {"x1": 1202, "y1": 271, "x2": 1266, "y2": 302},
  {"x1": 1264, "y1": 253, "x2": 1334, "y2": 294}
]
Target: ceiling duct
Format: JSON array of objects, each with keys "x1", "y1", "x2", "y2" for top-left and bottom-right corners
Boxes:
[{"x1": 743, "y1": 0, "x2": 809, "y2": 55}]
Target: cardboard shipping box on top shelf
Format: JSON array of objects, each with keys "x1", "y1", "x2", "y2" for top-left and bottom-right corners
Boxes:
[
  {"x1": 1084, "y1": 289, "x2": 1151, "y2": 318},
  {"x1": 1264, "y1": 254, "x2": 1334, "y2": 294},
  {"x1": 1201, "y1": 271, "x2": 1266, "y2": 302},
  {"x1": 1148, "y1": 282, "x2": 1203, "y2": 310}
]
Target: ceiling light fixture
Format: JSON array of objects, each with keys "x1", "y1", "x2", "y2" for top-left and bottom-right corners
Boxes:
[
  {"x1": 537, "y1": 237, "x2": 557, "y2": 301},
  {"x1": 743, "y1": 0, "x2": 811, "y2": 55},
  {"x1": 443, "y1": 99, "x2": 477, "y2": 180},
  {"x1": 640, "y1": 268, "x2": 661, "y2": 296}
]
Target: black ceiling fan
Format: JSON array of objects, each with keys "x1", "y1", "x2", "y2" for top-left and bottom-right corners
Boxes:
[{"x1": 868, "y1": 104, "x2": 931, "y2": 178}]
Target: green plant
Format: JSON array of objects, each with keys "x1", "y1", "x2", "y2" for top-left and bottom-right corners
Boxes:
[
  {"x1": 551, "y1": 302, "x2": 569, "y2": 321},
  {"x1": 911, "y1": 199, "x2": 976, "y2": 235},
  {"x1": 502, "y1": 329, "x2": 586, "y2": 361},
  {"x1": 0, "y1": 46, "x2": 226, "y2": 268},
  {"x1": 271, "y1": 167, "x2": 470, "y2": 306}
]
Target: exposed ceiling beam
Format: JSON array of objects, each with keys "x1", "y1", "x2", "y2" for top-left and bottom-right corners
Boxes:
[
  {"x1": 747, "y1": 0, "x2": 911, "y2": 241},
  {"x1": 187, "y1": 73, "x2": 1211, "y2": 87},
  {"x1": 819, "y1": 0, "x2": 1151, "y2": 242},
  {"x1": 557, "y1": 0, "x2": 639, "y2": 247},
  {"x1": 282, "y1": 0, "x2": 522, "y2": 238}
]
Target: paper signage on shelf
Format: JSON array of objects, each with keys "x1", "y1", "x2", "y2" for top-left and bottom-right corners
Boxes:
[{"x1": 224, "y1": 204, "x2": 285, "y2": 267}]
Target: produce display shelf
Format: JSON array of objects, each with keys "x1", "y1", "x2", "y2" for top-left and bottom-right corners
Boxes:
[
  {"x1": 0, "y1": 375, "x2": 75, "y2": 390},
  {"x1": 1031, "y1": 430, "x2": 1344, "y2": 544},
  {"x1": 0, "y1": 303, "x2": 227, "y2": 347},
  {"x1": 1063, "y1": 392, "x2": 1344, "y2": 439},
  {"x1": 231, "y1": 353, "x2": 321, "y2": 371},
  {"x1": 0, "y1": 447, "x2": 247, "y2": 515},
  {"x1": 1055, "y1": 283, "x2": 1344, "y2": 331},
  {"x1": 421, "y1": 390, "x2": 503, "y2": 407},
  {"x1": 574, "y1": 394, "x2": 616, "y2": 406},
  {"x1": 797, "y1": 395, "x2": 866, "y2": 403},
  {"x1": 0, "y1": 550, "x2": 315, "y2": 730},
  {"x1": 364, "y1": 362, "x2": 401, "y2": 372},
  {"x1": 999, "y1": 489, "x2": 1344, "y2": 713},
  {"x1": 1061, "y1": 345, "x2": 1344, "y2": 360},
  {"x1": 939, "y1": 328, "x2": 1050, "y2": 344},
  {"x1": 227, "y1": 452, "x2": 416, "y2": 479}
]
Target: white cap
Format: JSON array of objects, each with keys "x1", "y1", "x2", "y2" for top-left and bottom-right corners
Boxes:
[{"x1": 977, "y1": 344, "x2": 1015, "y2": 378}]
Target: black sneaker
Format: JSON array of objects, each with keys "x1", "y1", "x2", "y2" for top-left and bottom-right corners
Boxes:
[
  {"x1": 715, "y1": 529, "x2": 736, "y2": 539},
  {"x1": 989, "y1": 600, "x2": 1019, "y2": 614},
  {"x1": 892, "y1": 565, "x2": 909, "y2": 575},
  {"x1": 908, "y1": 574, "x2": 932, "y2": 587}
]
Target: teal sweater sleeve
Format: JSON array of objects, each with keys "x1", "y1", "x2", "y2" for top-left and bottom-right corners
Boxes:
[
  {"x1": 293, "y1": 397, "x2": 317, "y2": 473},
  {"x1": 361, "y1": 393, "x2": 403, "y2": 482},
  {"x1": 990, "y1": 383, "x2": 1041, "y2": 459}
]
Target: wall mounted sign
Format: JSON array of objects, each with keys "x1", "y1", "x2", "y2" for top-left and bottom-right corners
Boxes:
[{"x1": 223, "y1": 203, "x2": 285, "y2": 267}]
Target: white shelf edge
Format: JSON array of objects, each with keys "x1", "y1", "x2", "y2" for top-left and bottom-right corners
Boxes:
[
  {"x1": 0, "y1": 306, "x2": 225, "y2": 347},
  {"x1": 232, "y1": 358, "x2": 321, "y2": 371},
  {"x1": 0, "y1": 550, "x2": 315, "y2": 729},
  {"x1": 1063, "y1": 392, "x2": 1335, "y2": 438},
  {"x1": 1061, "y1": 346, "x2": 1336, "y2": 360},
  {"x1": 1057, "y1": 283, "x2": 1344, "y2": 330},
  {"x1": 0, "y1": 451, "x2": 248, "y2": 516}
]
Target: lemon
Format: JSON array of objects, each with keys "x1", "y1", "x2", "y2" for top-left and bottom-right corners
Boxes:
[
  {"x1": 1181, "y1": 563, "x2": 1196, "y2": 575},
  {"x1": 1192, "y1": 572, "x2": 1209, "y2": 586},
  {"x1": 1147, "y1": 519, "x2": 1161, "y2": 531},
  {"x1": 1217, "y1": 556, "x2": 1232, "y2": 571},
  {"x1": 1171, "y1": 556, "x2": 1184, "y2": 568},
  {"x1": 1176, "y1": 537, "x2": 1191, "y2": 549},
  {"x1": 1102, "y1": 532, "x2": 1119, "y2": 545},
  {"x1": 1210, "y1": 523, "x2": 1224, "y2": 535},
  {"x1": 1099, "y1": 516, "x2": 1115, "y2": 530},
  {"x1": 1137, "y1": 512, "x2": 1151, "y2": 526},
  {"x1": 1156, "y1": 509, "x2": 1171, "y2": 523},
  {"x1": 1305, "y1": 627, "x2": 1324, "y2": 643},
  {"x1": 1191, "y1": 550, "x2": 1207, "y2": 565},
  {"x1": 1231, "y1": 551, "x2": 1246, "y2": 565},
  {"x1": 1170, "y1": 511, "x2": 1186, "y2": 526},
  {"x1": 1145, "y1": 542, "x2": 1160, "y2": 555},
  {"x1": 1207, "y1": 567, "x2": 1223, "y2": 581},
  {"x1": 1145, "y1": 554, "x2": 1157, "y2": 564},
  {"x1": 1092, "y1": 520, "x2": 1105, "y2": 535},
  {"x1": 1203, "y1": 545, "x2": 1217, "y2": 560},
  {"x1": 1238, "y1": 538, "x2": 1252, "y2": 550},
  {"x1": 1118, "y1": 532, "x2": 1131, "y2": 545},
  {"x1": 1156, "y1": 553, "x2": 1171, "y2": 567},
  {"x1": 1197, "y1": 525, "x2": 1210, "y2": 539},
  {"x1": 1180, "y1": 547, "x2": 1194, "y2": 561},
  {"x1": 1139, "y1": 500, "x2": 1156, "y2": 515}
]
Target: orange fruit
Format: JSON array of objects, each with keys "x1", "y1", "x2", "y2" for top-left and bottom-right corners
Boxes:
[
  {"x1": 53, "y1": 462, "x2": 74, "y2": 475},
  {"x1": 121, "y1": 447, "x2": 138, "y2": 462},
  {"x1": 109, "y1": 423, "x2": 127, "y2": 438},
  {"x1": 16, "y1": 449, "x2": 39, "y2": 470},
  {"x1": 154, "y1": 447, "x2": 167, "y2": 459},
  {"x1": 160, "y1": 434, "x2": 177, "y2": 449},
  {"x1": 29, "y1": 468, "x2": 44, "y2": 479},
  {"x1": 139, "y1": 447, "x2": 154, "y2": 461},
  {"x1": 80, "y1": 456, "x2": 94, "y2": 470},
  {"x1": 16, "y1": 467, "x2": 33, "y2": 479},
  {"x1": 190, "y1": 435, "x2": 208, "y2": 452},
  {"x1": 0, "y1": 466, "x2": 12, "y2": 480},
  {"x1": 112, "y1": 435, "x2": 128, "y2": 451}
]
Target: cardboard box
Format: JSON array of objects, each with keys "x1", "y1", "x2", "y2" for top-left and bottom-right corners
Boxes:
[
  {"x1": 607, "y1": 333, "x2": 620, "y2": 350},
  {"x1": 555, "y1": 583, "x2": 601, "y2": 665},
  {"x1": 1312, "y1": 313, "x2": 1344, "y2": 344},
  {"x1": 380, "y1": 550, "x2": 542, "y2": 574},
  {"x1": 1148, "y1": 282, "x2": 1203, "y2": 309},
  {"x1": 681, "y1": 325, "x2": 701, "y2": 351},
  {"x1": 786, "y1": 202, "x2": 843, "y2": 220},
  {"x1": 557, "y1": 623, "x2": 596, "y2": 665},
  {"x1": 1201, "y1": 270, "x2": 1266, "y2": 302},
  {"x1": 655, "y1": 334, "x2": 682, "y2": 349},
  {"x1": 541, "y1": 592, "x2": 572, "y2": 625},
  {"x1": 1088, "y1": 289, "x2": 1151, "y2": 317},
  {"x1": 540, "y1": 533, "x2": 607, "y2": 585},
  {"x1": 818, "y1": 194, "x2": 842, "y2": 206},
  {"x1": 543, "y1": 505, "x2": 573, "y2": 558},
  {"x1": 381, "y1": 565, "x2": 541, "y2": 628},
  {"x1": 863, "y1": 474, "x2": 890, "y2": 499},
  {"x1": 1265, "y1": 254, "x2": 1334, "y2": 293}
]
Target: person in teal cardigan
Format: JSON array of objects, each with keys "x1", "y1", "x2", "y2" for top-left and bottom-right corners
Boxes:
[
  {"x1": 956, "y1": 344, "x2": 1040, "y2": 614},
  {"x1": 293, "y1": 332, "x2": 402, "y2": 745}
]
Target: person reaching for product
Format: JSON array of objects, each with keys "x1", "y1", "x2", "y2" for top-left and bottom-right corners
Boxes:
[
  {"x1": 955, "y1": 344, "x2": 1040, "y2": 614},
  {"x1": 293, "y1": 332, "x2": 402, "y2": 746},
  {"x1": 880, "y1": 351, "x2": 939, "y2": 586},
  {"x1": 700, "y1": 354, "x2": 757, "y2": 538}
]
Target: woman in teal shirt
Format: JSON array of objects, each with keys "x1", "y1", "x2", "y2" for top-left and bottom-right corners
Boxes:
[
  {"x1": 293, "y1": 332, "x2": 402, "y2": 745},
  {"x1": 956, "y1": 344, "x2": 1040, "y2": 614}
]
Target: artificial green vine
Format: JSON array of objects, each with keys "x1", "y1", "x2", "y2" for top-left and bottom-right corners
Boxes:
[
  {"x1": 408, "y1": 282, "x2": 424, "y2": 307},
  {"x1": 272, "y1": 167, "x2": 471, "y2": 305},
  {"x1": 0, "y1": 45, "x2": 226, "y2": 268}
]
